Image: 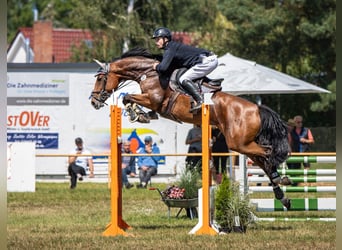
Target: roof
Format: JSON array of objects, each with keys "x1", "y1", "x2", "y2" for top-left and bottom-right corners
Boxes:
[
  {"x1": 172, "y1": 32, "x2": 192, "y2": 44},
  {"x1": 8, "y1": 25, "x2": 192, "y2": 63},
  {"x1": 12, "y1": 27, "x2": 93, "y2": 63}
]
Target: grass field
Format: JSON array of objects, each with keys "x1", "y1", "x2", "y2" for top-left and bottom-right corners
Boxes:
[{"x1": 7, "y1": 177, "x2": 336, "y2": 249}]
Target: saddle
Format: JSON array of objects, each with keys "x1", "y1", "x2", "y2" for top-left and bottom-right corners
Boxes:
[
  {"x1": 128, "y1": 69, "x2": 223, "y2": 123},
  {"x1": 169, "y1": 68, "x2": 223, "y2": 94},
  {"x1": 156, "y1": 68, "x2": 223, "y2": 120}
]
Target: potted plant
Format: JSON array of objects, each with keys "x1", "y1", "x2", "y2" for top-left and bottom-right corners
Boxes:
[
  {"x1": 214, "y1": 174, "x2": 255, "y2": 233},
  {"x1": 160, "y1": 167, "x2": 201, "y2": 218}
]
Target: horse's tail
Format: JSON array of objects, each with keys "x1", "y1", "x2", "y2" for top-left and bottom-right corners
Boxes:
[{"x1": 256, "y1": 105, "x2": 290, "y2": 166}]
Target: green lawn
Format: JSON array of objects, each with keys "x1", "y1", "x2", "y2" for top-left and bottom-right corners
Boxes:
[{"x1": 7, "y1": 181, "x2": 335, "y2": 250}]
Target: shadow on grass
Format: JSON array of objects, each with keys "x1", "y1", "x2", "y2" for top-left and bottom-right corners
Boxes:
[
  {"x1": 261, "y1": 225, "x2": 294, "y2": 231},
  {"x1": 136, "y1": 223, "x2": 197, "y2": 230}
]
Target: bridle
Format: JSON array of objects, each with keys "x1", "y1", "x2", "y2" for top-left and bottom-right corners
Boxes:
[
  {"x1": 90, "y1": 64, "x2": 112, "y2": 106},
  {"x1": 91, "y1": 58, "x2": 159, "y2": 107}
]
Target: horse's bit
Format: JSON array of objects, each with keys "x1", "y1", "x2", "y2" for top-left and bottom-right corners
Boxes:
[{"x1": 90, "y1": 66, "x2": 112, "y2": 106}]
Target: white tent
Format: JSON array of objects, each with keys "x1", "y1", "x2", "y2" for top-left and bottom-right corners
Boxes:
[{"x1": 207, "y1": 53, "x2": 330, "y2": 95}]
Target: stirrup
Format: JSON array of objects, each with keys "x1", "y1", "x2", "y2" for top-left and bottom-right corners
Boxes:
[{"x1": 190, "y1": 102, "x2": 202, "y2": 112}]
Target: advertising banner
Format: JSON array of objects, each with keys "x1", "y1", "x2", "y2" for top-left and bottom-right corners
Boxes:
[
  {"x1": 7, "y1": 68, "x2": 192, "y2": 176},
  {"x1": 7, "y1": 73, "x2": 69, "y2": 105},
  {"x1": 7, "y1": 73, "x2": 69, "y2": 149}
]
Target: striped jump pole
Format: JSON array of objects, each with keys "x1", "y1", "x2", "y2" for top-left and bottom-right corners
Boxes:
[
  {"x1": 286, "y1": 156, "x2": 336, "y2": 164},
  {"x1": 248, "y1": 176, "x2": 336, "y2": 183},
  {"x1": 245, "y1": 153, "x2": 336, "y2": 221},
  {"x1": 250, "y1": 198, "x2": 336, "y2": 211},
  {"x1": 249, "y1": 186, "x2": 336, "y2": 193},
  {"x1": 256, "y1": 217, "x2": 336, "y2": 222},
  {"x1": 248, "y1": 169, "x2": 336, "y2": 176}
]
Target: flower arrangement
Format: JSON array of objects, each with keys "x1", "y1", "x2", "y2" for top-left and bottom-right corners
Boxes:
[{"x1": 161, "y1": 167, "x2": 201, "y2": 200}]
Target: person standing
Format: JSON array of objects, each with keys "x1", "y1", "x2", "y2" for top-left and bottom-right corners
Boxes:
[
  {"x1": 68, "y1": 137, "x2": 94, "y2": 189},
  {"x1": 287, "y1": 118, "x2": 296, "y2": 147},
  {"x1": 152, "y1": 27, "x2": 218, "y2": 112},
  {"x1": 288, "y1": 115, "x2": 315, "y2": 169},
  {"x1": 136, "y1": 136, "x2": 161, "y2": 188},
  {"x1": 211, "y1": 126, "x2": 228, "y2": 183},
  {"x1": 185, "y1": 124, "x2": 202, "y2": 170},
  {"x1": 121, "y1": 140, "x2": 135, "y2": 189}
]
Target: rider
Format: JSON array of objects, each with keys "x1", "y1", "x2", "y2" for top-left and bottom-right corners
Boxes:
[{"x1": 152, "y1": 27, "x2": 218, "y2": 112}]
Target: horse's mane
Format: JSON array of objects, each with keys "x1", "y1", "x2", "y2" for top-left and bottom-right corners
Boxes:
[{"x1": 119, "y1": 47, "x2": 163, "y2": 61}]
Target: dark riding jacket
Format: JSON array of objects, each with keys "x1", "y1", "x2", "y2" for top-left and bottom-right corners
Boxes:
[{"x1": 156, "y1": 40, "x2": 210, "y2": 79}]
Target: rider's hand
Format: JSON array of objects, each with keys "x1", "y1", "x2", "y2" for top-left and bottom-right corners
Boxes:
[{"x1": 153, "y1": 62, "x2": 159, "y2": 70}]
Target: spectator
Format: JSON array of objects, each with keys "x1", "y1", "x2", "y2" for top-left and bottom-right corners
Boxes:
[
  {"x1": 211, "y1": 125, "x2": 228, "y2": 184},
  {"x1": 121, "y1": 140, "x2": 135, "y2": 189},
  {"x1": 287, "y1": 118, "x2": 296, "y2": 147},
  {"x1": 136, "y1": 136, "x2": 161, "y2": 188},
  {"x1": 185, "y1": 124, "x2": 202, "y2": 170},
  {"x1": 68, "y1": 137, "x2": 94, "y2": 189},
  {"x1": 288, "y1": 115, "x2": 315, "y2": 169}
]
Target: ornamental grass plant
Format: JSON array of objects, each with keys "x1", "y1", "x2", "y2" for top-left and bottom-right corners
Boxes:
[
  {"x1": 215, "y1": 174, "x2": 255, "y2": 233},
  {"x1": 177, "y1": 167, "x2": 201, "y2": 199}
]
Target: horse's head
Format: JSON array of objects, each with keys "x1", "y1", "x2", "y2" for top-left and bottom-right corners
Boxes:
[
  {"x1": 90, "y1": 59, "x2": 120, "y2": 109},
  {"x1": 90, "y1": 48, "x2": 161, "y2": 110}
]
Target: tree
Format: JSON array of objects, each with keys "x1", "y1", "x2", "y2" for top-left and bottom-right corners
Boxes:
[
  {"x1": 218, "y1": 0, "x2": 335, "y2": 126},
  {"x1": 7, "y1": 0, "x2": 35, "y2": 43},
  {"x1": 7, "y1": 0, "x2": 76, "y2": 43}
]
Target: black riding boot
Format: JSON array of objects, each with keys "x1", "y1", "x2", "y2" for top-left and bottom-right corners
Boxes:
[{"x1": 181, "y1": 79, "x2": 203, "y2": 112}]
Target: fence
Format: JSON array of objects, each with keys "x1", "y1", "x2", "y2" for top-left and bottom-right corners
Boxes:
[{"x1": 239, "y1": 153, "x2": 336, "y2": 221}]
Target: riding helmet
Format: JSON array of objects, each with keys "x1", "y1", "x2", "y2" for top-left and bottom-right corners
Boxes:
[{"x1": 152, "y1": 27, "x2": 172, "y2": 40}]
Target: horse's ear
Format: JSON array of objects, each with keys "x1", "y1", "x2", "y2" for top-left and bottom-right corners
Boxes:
[{"x1": 93, "y1": 59, "x2": 105, "y2": 69}]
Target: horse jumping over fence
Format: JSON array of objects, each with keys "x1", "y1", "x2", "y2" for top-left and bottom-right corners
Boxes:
[{"x1": 90, "y1": 48, "x2": 291, "y2": 209}]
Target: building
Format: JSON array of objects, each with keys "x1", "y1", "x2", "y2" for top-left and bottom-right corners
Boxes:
[
  {"x1": 7, "y1": 20, "x2": 193, "y2": 63},
  {"x1": 7, "y1": 21, "x2": 93, "y2": 63}
]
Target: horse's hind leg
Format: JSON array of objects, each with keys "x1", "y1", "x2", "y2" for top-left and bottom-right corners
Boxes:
[
  {"x1": 251, "y1": 157, "x2": 291, "y2": 210},
  {"x1": 239, "y1": 142, "x2": 290, "y2": 209},
  {"x1": 237, "y1": 141, "x2": 281, "y2": 184}
]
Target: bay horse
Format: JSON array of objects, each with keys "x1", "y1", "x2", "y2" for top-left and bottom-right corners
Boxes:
[{"x1": 90, "y1": 48, "x2": 291, "y2": 209}]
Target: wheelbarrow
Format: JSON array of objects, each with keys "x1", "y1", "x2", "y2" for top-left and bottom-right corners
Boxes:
[{"x1": 149, "y1": 187, "x2": 198, "y2": 220}]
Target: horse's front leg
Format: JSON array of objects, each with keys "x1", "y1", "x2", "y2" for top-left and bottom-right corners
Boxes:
[
  {"x1": 123, "y1": 93, "x2": 154, "y2": 110},
  {"x1": 123, "y1": 94, "x2": 159, "y2": 123}
]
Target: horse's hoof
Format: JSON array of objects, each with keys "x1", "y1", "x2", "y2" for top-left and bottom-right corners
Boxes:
[
  {"x1": 124, "y1": 103, "x2": 132, "y2": 110},
  {"x1": 280, "y1": 176, "x2": 293, "y2": 186},
  {"x1": 281, "y1": 198, "x2": 291, "y2": 210},
  {"x1": 147, "y1": 111, "x2": 158, "y2": 120},
  {"x1": 128, "y1": 112, "x2": 139, "y2": 123},
  {"x1": 132, "y1": 103, "x2": 142, "y2": 113},
  {"x1": 137, "y1": 114, "x2": 150, "y2": 123}
]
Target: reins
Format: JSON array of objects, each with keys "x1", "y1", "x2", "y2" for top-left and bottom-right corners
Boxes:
[{"x1": 91, "y1": 56, "x2": 158, "y2": 106}]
